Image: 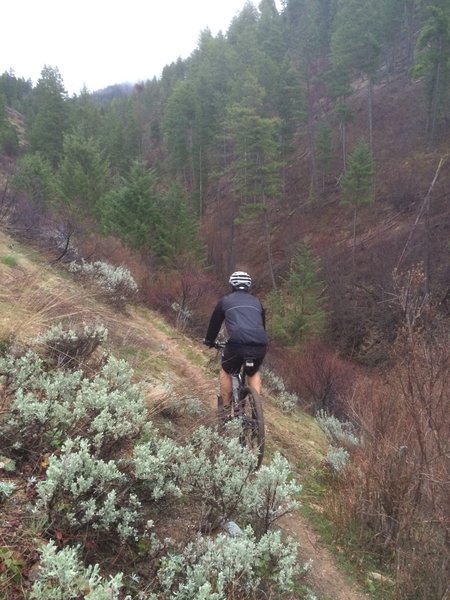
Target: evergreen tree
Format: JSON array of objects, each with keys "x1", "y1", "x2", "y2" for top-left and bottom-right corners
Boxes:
[
  {"x1": 414, "y1": 1, "x2": 450, "y2": 143},
  {"x1": 163, "y1": 79, "x2": 197, "y2": 184},
  {"x1": 225, "y1": 104, "x2": 284, "y2": 289},
  {"x1": 97, "y1": 98, "x2": 140, "y2": 174},
  {"x1": 331, "y1": 0, "x2": 384, "y2": 155},
  {"x1": 12, "y1": 153, "x2": 58, "y2": 210},
  {"x1": 154, "y1": 183, "x2": 204, "y2": 265},
  {"x1": 267, "y1": 243, "x2": 326, "y2": 345},
  {"x1": 99, "y1": 160, "x2": 159, "y2": 251},
  {"x1": 0, "y1": 70, "x2": 33, "y2": 114},
  {"x1": 57, "y1": 132, "x2": 111, "y2": 222},
  {"x1": 29, "y1": 66, "x2": 69, "y2": 167},
  {"x1": 339, "y1": 139, "x2": 374, "y2": 264},
  {"x1": 315, "y1": 123, "x2": 334, "y2": 191},
  {"x1": 69, "y1": 87, "x2": 102, "y2": 139},
  {"x1": 0, "y1": 94, "x2": 19, "y2": 156}
]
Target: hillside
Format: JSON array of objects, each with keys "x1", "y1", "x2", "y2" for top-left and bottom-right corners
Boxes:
[{"x1": 0, "y1": 230, "x2": 378, "y2": 599}]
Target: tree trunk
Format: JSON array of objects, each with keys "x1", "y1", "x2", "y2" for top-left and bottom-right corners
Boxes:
[
  {"x1": 263, "y1": 195, "x2": 277, "y2": 290},
  {"x1": 368, "y1": 77, "x2": 374, "y2": 158}
]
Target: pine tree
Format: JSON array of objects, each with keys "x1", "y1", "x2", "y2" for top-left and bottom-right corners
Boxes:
[
  {"x1": 0, "y1": 94, "x2": 19, "y2": 156},
  {"x1": 340, "y1": 139, "x2": 374, "y2": 265},
  {"x1": 331, "y1": 0, "x2": 383, "y2": 156},
  {"x1": 316, "y1": 123, "x2": 334, "y2": 191},
  {"x1": 12, "y1": 153, "x2": 58, "y2": 210},
  {"x1": 414, "y1": 1, "x2": 450, "y2": 144},
  {"x1": 267, "y1": 243, "x2": 326, "y2": 345},
  {"x1": 29, "y1": 66, "x2": 69, "y2": 167},
  {"x1": 57, "y1": 132, "x2": 111, "y2": 222},
  {"x1": 99, "y1": 160, "x2": 159, "y2": 251},
  {"x1": 154, "y1": 183, "x2": 204, "y2": 265},
  {"x1": 225, "y1": 104, "x2": 284, "y2": 288}
]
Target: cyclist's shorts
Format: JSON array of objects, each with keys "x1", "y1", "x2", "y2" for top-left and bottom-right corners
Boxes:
[{"x1": 221, "y1": 344, "x2": 267, "y2": 376}]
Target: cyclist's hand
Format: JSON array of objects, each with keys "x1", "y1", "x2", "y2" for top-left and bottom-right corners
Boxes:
[{"x1": 203, "y1": 339, "x2": 215, "y2": 348}]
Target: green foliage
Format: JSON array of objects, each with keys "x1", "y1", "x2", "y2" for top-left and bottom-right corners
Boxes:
[
  {"x1": 174, "y1": 426, "x2": 301, "y2": 534},
  {"x1": 29, "y1": 66, "x2": 69, "y2": 167},
  {"x1": 12, "y1": 152, "x2": 59, "y2": 210},
  {"x1": 57, "y1": 132, "x2": 111, "y2": 221},
  {"x1": 0, "y1": 350, "x2": 147, "y2": 456},
  {"x1": 340, "y1": 139, "x2": 374, "y2": 207},
  {"x1": 30, "y1": 541, "x2": 124, "y2": 599},
  {"x1": 155, "y1": 528, "x2": 300, "y2": 600},
  {"x1": 0, "y1": 70, "x2": 33, "y2": 113},
  {"x1": 99, "y1": 160, "x2": 159, "y2": 251},
  {"x1": 154, "y1": 183, "x2": 204, "y2": 265},
  {"x1": 225, "y1": 105, "x2": 283, "y2": 209},
  {"x1": 331, "y1": 0, "x2": 383, "y2": 79},
  {"x1": 133, "y1": 435, "x2": 184, "y2": 501},
  {"x1": 35, "y1": 437, "x2": 143, "y2": 540},
  {"x1": 0, "y1": 94, "x2": 19, "y2": 156},
  {"x1": 99, "y1": 162, "x2": 203, "y2": 264},
  {"x1": 316, "y1": 410, "x2": 360, "y2": 447},
  {"x1": 414, "y1": 1, "x2": 450, "y2": 140},
  {"x1": 0, "y1": 481, "x2": 16, "y2": 501},
  {"x1": 0, "y1": 547, "x2": 23, "y2": 587},
  {"x1": 262, "y1": 367, "x2": 299, "y2": 412},
  {"x1": 316, "y1": 410, "x2": 360, "y2": 473},
  {"x1": 1, "y1": 254, "x2": 19, "y2": 268},
  {"x1": 268, "y1": 244, "x2": 327, "y2": 345}
]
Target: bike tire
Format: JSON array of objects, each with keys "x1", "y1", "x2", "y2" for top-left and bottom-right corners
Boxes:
[{"x1": 240, "y1": 386, "x2": 265, "y2": 469}]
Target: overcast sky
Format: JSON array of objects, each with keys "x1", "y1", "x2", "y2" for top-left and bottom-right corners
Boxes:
[{"x1": 1, "y1": 0, "x2": 281, "y2": 96}]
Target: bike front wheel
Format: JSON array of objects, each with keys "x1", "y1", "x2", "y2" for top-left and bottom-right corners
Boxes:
[{"x1": 239, "y1": 386, "x2": 265, "y2": 469}]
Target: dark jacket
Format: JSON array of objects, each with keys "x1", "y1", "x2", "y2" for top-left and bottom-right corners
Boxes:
[{"x1": 205, "y1": 290, "x2": 268, "y2": 346}]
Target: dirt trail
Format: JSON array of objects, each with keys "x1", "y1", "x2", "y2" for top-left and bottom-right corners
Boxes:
[
  {"x1": 121, "y1": 309, "x2": 369, "y2": 600},
  {"x1": 282, "y1": 512, "x2": 369, "y2": 600}
]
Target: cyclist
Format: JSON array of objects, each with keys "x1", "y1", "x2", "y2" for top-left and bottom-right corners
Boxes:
[{"x1": 203, "y1": 271, "x2": 268, "y2": 416}]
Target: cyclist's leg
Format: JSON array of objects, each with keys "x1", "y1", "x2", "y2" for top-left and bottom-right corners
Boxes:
[
  {"x1": 219, "y1": 367, "x2": 233, "y2": 407},
  {"x1": 244, "y1": 346, "x2": 267, "y2": 395},
  {"x1": 221, "y1": 346, "x2": 243, "y2": 408},
  {"x1": 247, "y1": 371, "x2": 262, "y2": 394}
]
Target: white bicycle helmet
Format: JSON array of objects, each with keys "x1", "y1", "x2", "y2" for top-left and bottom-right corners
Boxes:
[{"x1": 229, "y1": 271, "x2": 252, "y2": 290}]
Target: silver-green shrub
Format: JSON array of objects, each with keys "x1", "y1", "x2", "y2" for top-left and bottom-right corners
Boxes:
[
  {"x1": 247, "y1": 453, "x2": 302, "y2": 536},
  {"x1": 0, "y1": 350, "x2": 47, "y2": 391},
  {"x1": 36, "y1": 438, "x2": 143, "y2": 540},
  {"x1": 326, "y1": 447, "x2": 350, "y2": 472},
  {"x1": 316, "y1": 410, "x2": 360, "y2": 447},
  {"x1": 35, "y1": 322, "x2": 108, "y2": 368},
  {"x1": 69, "y1": 259, "x2": 138, "y2": 308},
  {"x1": 30, "y1": 540, "x2": 124, "y2": 599},
  {"x1": 0, "y1": 481, "x2": 16, "y2": 501},
  {"x1": 175, "y1": 425, "x2": 258, "y2": 527},
  {"x1": 133, "y1": 435, "x2": 184, "y2": 501},
  {"x1": 174, "y1": 427, "x2": 301, "y2": 535},
  {"x1": 0, "y1": 352, "x2": 147, "y2": 456},
  {"x1": 154, "y1": 527, "x2": 300, "y2": 599},
  {"x1": 316, "y1": 410, "x2": 360, "y2": 473},
  {"x1": 262, "y1": 367, "x2": 299, "y2": 413}
]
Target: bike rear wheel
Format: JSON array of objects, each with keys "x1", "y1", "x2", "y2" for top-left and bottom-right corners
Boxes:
[{"x1": 239, "y1": 386, "x2": 265, "y2": 469}]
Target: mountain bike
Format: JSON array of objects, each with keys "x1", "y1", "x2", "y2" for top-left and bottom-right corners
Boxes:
[{"x1": 214, "y1": 341, "x2": 265, "y2": 469}]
